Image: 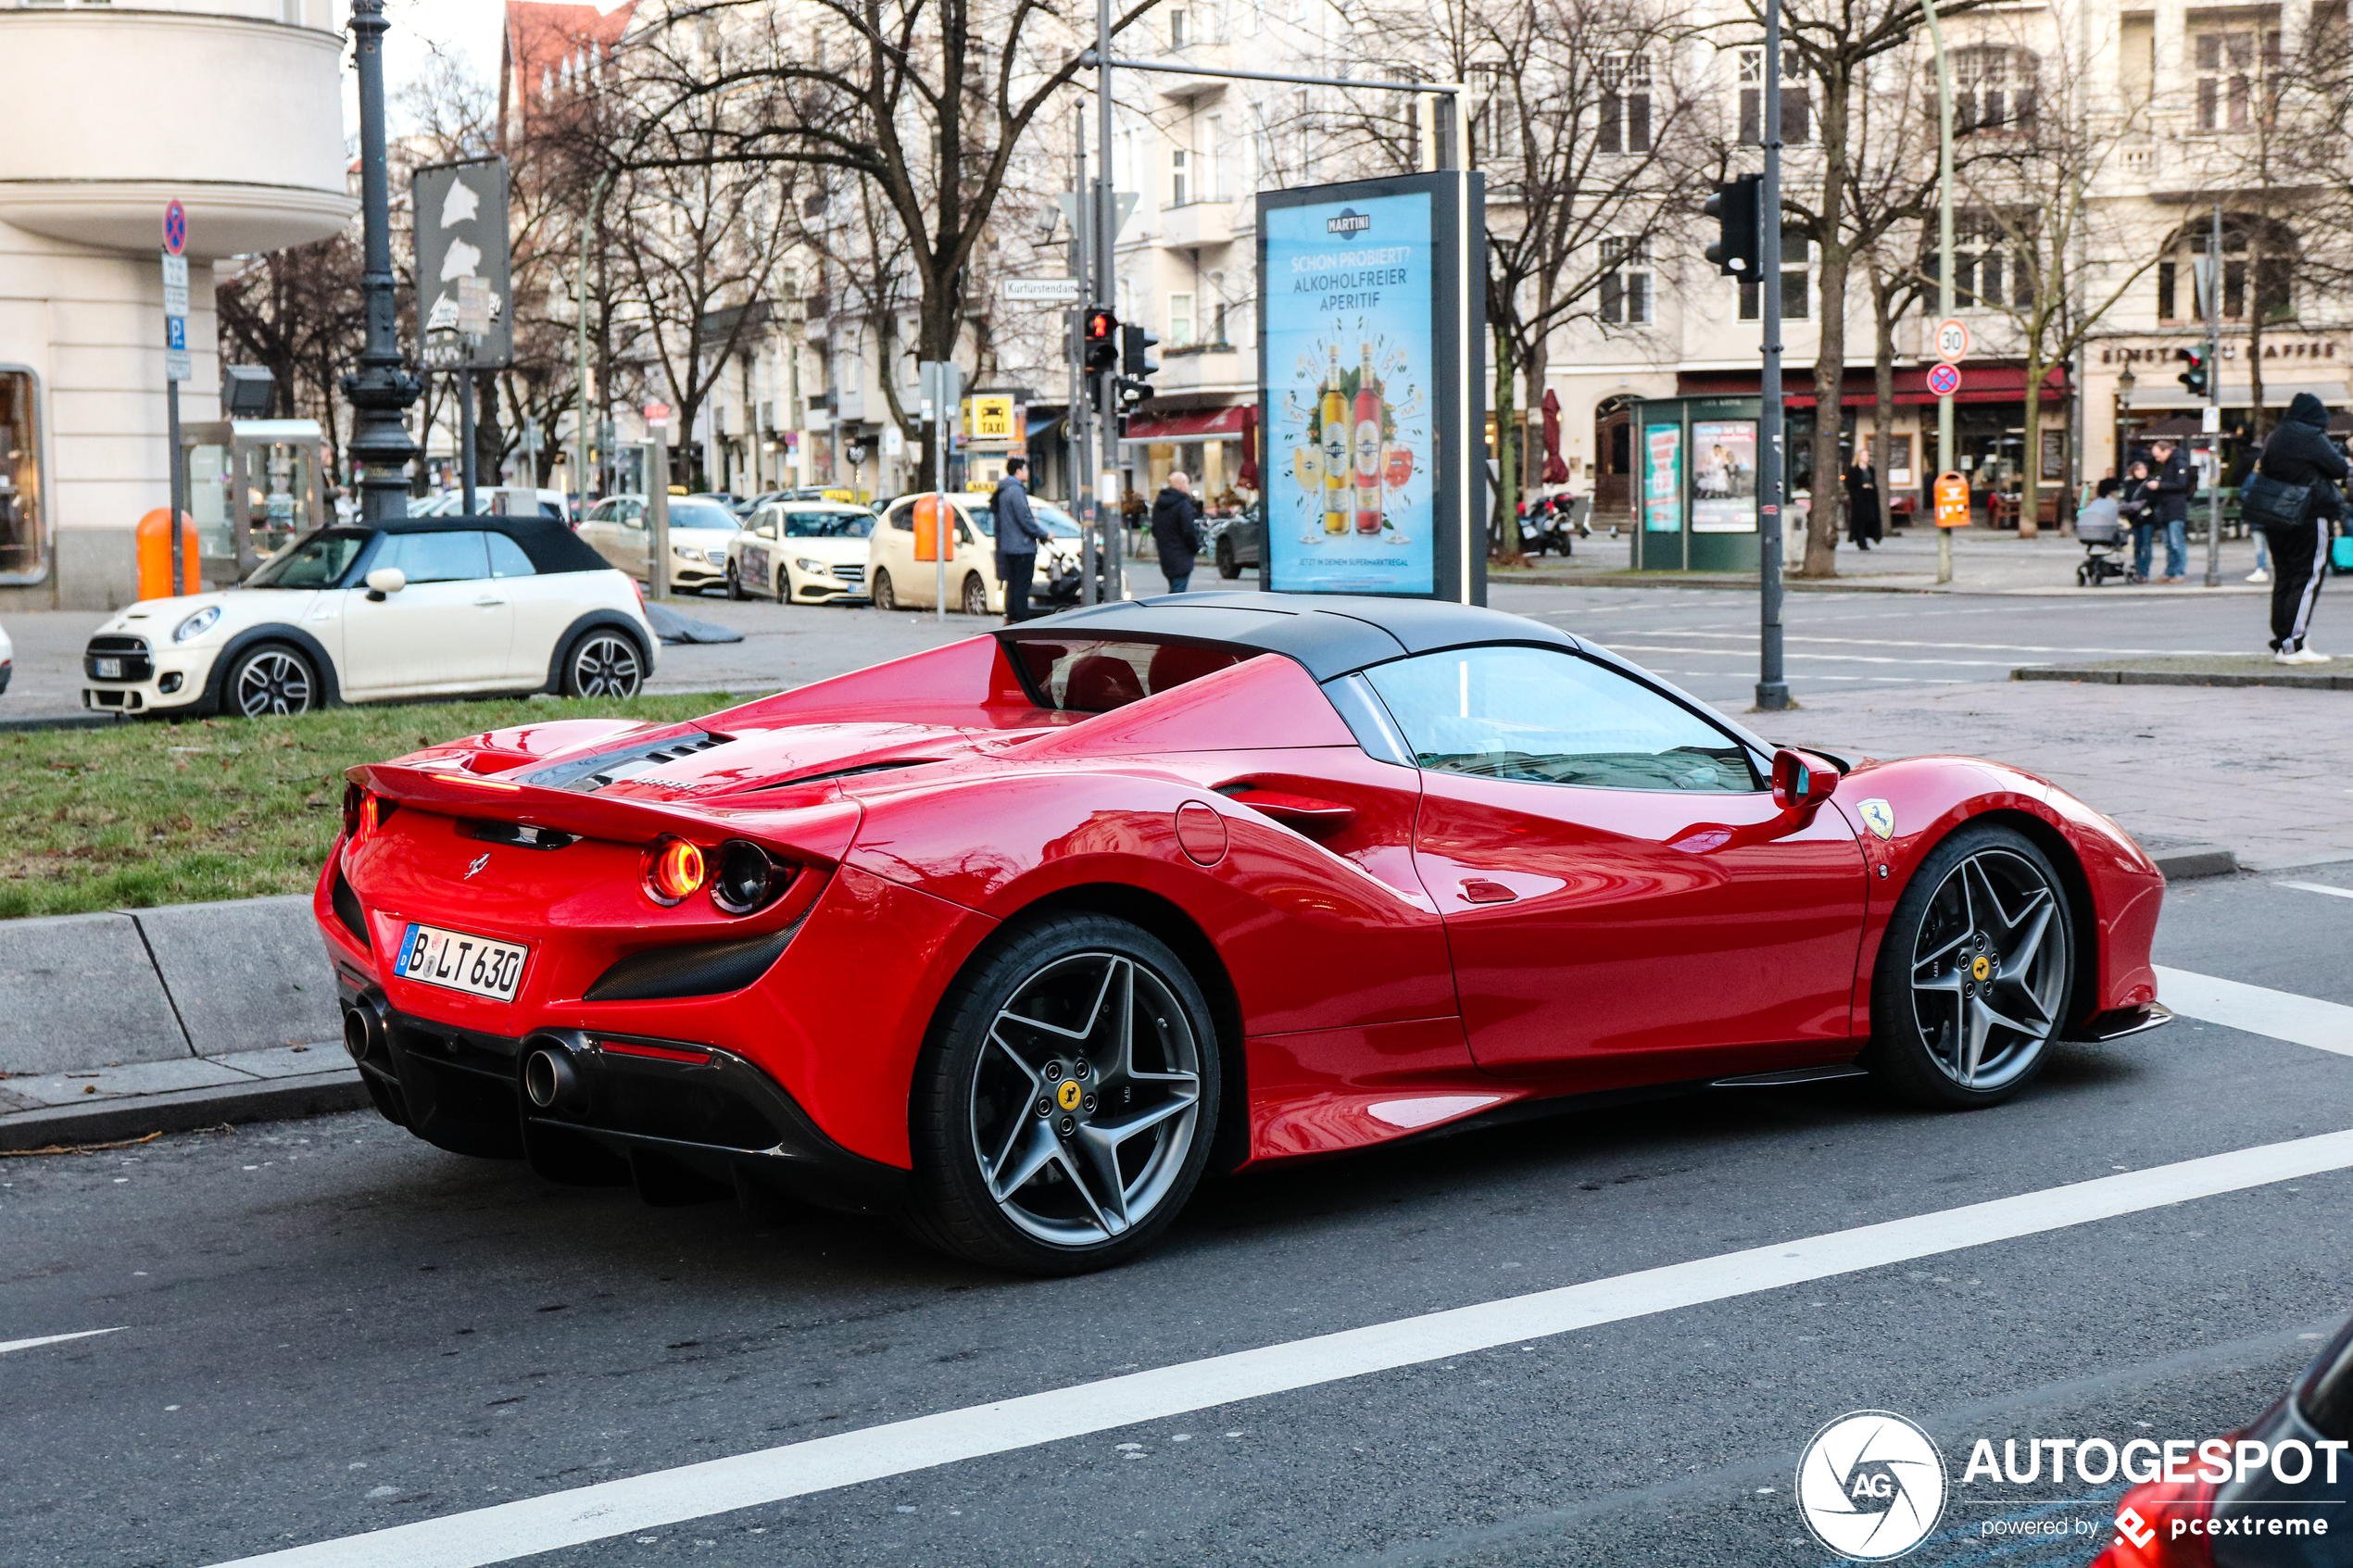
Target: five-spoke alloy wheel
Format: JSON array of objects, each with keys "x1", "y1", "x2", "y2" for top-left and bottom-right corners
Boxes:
[
  {"x1": 561, "y1": 630, "x2": 645, "y2": 698},
  {"x1": 224, "y1": 644, "x2": 317, "y2": 717},
  {"x1": 908, "y1": 914, "x2": 1220, "y2": 1273},
  {"x1": 1869, "y1": 824, "x2": 2076, "y2": 1108}
]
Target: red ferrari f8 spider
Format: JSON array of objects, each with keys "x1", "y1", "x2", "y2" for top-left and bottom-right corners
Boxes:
[{"x1": 319, "y1": 594, "x2": 2169, "y2": 1273}]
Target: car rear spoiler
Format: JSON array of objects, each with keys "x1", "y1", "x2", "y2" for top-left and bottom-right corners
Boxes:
[{"x1": 346, "y1": 760, "x2": 864, "y2": 867}]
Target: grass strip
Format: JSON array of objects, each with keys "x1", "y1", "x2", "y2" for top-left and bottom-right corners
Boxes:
[{"x1": 0, "y1": 693, "x2": 735, "y2": 920}]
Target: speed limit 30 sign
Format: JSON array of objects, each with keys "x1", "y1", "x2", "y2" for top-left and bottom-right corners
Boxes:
[{"x1": 1932, "y1": 317, "x2": 1970, "y2": 361}]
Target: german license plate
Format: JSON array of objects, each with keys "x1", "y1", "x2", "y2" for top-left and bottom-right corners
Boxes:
[
  {"x1": 394, "y1": 922, "x2": 528, "y2": 1001},
  {"x1": 94, "y1": 658, "x2": 122, "y2": 678}
]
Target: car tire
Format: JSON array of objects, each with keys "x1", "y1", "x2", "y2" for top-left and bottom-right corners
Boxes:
[
  {"x1": 560, "y1": 628, "x2": 646, "y2": 698},
  {"x1": 776, "y1": 566, "x2": 793, "y2": 604},
  {"x1": 961, "y1": 572, "x2": 988, "y2": 618},
  {"x1": 1865, "y1": 822, "x2": 2076, "y2": 1110},
  {"x1": 873, "y1": 567, "x2": 898, "y2": 611},
  {"x1": 904, "y1": 913, "x2": 1221, "y2": 1275},
  {"x1": 1216, "y1": 539, "x2": 1239, "y2": 579},
  {"x1": 725, "y1": 561, "x2": 749, "y2": 600},
  {"x1": 220, "y1": 642, "x2": 320, "y2": 718}
]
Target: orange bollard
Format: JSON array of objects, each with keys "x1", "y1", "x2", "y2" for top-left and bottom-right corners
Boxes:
[{"x1": 135, "y1": 508, "x2": 201, "y2": 601}]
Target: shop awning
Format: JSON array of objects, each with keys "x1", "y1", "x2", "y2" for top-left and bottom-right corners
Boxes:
[
  {"x1": 2124, "y1": 381, "x2": 2346, "y2": 410},
  {"x1": 1675, "y1": 364, "x2": 2069, "y2": 407},
  {"x1": 1120, "y1": 406, "x2": 1252, "y2": 444}
]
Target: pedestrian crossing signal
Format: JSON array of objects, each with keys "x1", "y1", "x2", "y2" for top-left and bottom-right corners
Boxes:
[{"x1": 1085, "y1": 309, "x2": 1119, "y2": 373}]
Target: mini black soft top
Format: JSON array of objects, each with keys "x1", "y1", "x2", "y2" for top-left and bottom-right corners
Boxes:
[{"x1": 335, "y1": 514, "x2": 610, "y2": 576}]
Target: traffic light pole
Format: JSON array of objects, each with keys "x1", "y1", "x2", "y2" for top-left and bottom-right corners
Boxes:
[
  {"x1": 1755, "y1": 0, "x2": 1790, "y2": 711},
  {"x1": 1095, "y1": 0, "x2": 1125, "y2": 602},
  {"x1": 2205, "y1": 202, "x2": 2222, "y2": 590},
  {"x1": 1925, "y1": 0, "x2": 1956, "y2": 586}
]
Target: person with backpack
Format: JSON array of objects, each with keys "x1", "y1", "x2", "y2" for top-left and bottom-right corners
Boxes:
[
  {"x1": 989, "y1": 457, "x2": 1051, "y2": 623},
  {"x1": 2246, "y1": 392, "x2": 2349, "y2": 663}
]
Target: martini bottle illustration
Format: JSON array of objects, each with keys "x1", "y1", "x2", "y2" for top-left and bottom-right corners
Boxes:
[
  {"x1": 1353, "y1": 345, "x2": 1383, "y2": 534},
  {"x1": 1321, "y1": 346, "x2": 1349, "y2": 535}
]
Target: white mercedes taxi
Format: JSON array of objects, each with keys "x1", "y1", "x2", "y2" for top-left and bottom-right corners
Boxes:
[
  {"x1": 82, "y1": 516, "x2": 656, "y2": 719},
  {"x1": 724, "y1": 499, "x2": 876, "y2": 603}
]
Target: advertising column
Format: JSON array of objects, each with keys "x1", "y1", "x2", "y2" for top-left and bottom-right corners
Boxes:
[{"x1": 1258, "y1": 172, "x2": 1483, "y2": 602}]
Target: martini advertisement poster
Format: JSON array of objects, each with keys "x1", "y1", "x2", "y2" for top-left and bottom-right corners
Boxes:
[{"x1": 1262, "y1": 191, "x2": 1437, "y2": 595}]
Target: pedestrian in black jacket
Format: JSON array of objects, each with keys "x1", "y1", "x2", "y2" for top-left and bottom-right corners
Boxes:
[
  {"x1": 2145, "y1": 438, "x2": 2194, "y2": 582},
  {"x1": 1843, "y1": 459, "x2": 1881, "y2": 550},
  {"x1": 2256, "y1": 391, "x2": 2350, "y2": 661},
  {"x1": 990, "y1": 458, "x2": 1051, "y2": 623},
  {"x1": 1151, "y1": 472, "x2": 1202, "y2": 594}
]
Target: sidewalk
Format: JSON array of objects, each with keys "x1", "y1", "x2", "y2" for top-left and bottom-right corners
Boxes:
[{"x1": 1495, "y1": 526, "x2": 2273, "y2": 596}]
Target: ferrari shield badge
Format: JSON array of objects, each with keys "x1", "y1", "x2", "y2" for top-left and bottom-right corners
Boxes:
[{"x1": 1858, "y1": 798, "x2": 1896, "y2": 840}]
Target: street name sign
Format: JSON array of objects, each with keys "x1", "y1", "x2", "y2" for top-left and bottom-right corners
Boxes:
[
  {"x1": 1926, "y1": 362, "x2": 1963, "y2": 397},
  {"x1": 1931, "y1": 318, "x2": 1969, "y2": 361},
  {"x1": 1000, "y1": 277, "x2": 1083, "y2": 303}
]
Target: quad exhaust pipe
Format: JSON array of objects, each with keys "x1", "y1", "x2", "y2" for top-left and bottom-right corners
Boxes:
[{"x1": 522, "y1": 1038, "x2": 585, "y2": 1114}]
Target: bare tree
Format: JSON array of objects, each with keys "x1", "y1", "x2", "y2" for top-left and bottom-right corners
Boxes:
[{"x1": 215, "y1": 235, "x2": 368, "y2": 474}]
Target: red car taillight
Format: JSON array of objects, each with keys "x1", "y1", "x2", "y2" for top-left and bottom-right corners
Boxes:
[
  {"x1": 643, "y1": 836, "x2": 707, "y2": 906},
  {"x1": 2087, "y1": 1479, "x2": 2218, "y2": 1568},
  {"x1": 341, "y1": 784, "x2": 392, "y2": 846}
]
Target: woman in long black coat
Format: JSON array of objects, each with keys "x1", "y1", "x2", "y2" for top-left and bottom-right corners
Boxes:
[{"x1": 1843, "y1": 458, "x2": 1882, "y2": 550}]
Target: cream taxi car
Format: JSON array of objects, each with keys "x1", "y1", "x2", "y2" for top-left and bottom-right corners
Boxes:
[
  {"x1": 724, "y1": 499, "x2": 876, "y2": 603},
  {"x1": 575, "y1": 494, "x2": 742, "y2": 595},
  {"x1": 867, "y1": 493, "x2": 1084, "y2": 615},
  {"x1": 81, "y1": 516, "x2": 656, "y2": 719}
]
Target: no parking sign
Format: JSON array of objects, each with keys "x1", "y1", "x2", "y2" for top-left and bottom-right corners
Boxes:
[{"x1": 1926, "y1": 362, "x2": 1963, "y2": 398}]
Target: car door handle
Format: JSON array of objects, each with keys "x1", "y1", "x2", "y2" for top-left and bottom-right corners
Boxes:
[
  {"x1": 1459, "y1": 879, "x2": 1517, "y2": 905},
  {"x1": 1212, "y1": 784, "x2": 1355, "y2": 838},
  {"x1": 472, "y1": 596, "x2": 507, "y2": 608}
]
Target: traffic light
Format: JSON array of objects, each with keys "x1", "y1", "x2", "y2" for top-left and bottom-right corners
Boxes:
[
  {"x1": 1117, "y1": 322, "x2": 1160, "y2": 411},
  {"x1": 1704, "y1": 173, "x2": 1763, "y2": 278},
  {"x1": 2176, "y1": 345, "x2": 2209, "y2": 397},
  {"x1": 1084, "y1": 307, "x2": 1119, "y2": 373}
]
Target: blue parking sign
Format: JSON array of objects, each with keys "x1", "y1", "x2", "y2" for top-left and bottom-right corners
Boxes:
[{"x1": 165, "y1": 316, "x2": 186, "y2": 352}]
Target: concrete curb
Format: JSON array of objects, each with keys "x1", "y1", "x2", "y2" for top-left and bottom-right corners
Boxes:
[
  {"x1": 2015, "y1": 666, "x2": 2353, "y2": 692},
  {"x1": 2149, "y1": 845, "x2": 2240, "y2": 881},
  {"x1": 0, "y1": 1068, "x2": 369, "y2": 1151}
]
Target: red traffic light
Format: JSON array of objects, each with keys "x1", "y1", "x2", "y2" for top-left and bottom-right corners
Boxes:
[{"x1": 1085, "y1": 307, "x2": 1119, "y2": 372}]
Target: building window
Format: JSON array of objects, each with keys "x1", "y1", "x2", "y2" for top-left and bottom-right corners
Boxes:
[
  {"x1": 2196, "y1": 29, "x2": 2278, "y2": 130},
  {"x1": 0, "y1": 369, "x2": 45, "y2": 583},
  {"x1": 2158, "y1": 215, "x2": 2295, "y2": 323},
  {"x1": 1738, "y1": 49, "x2": 1810, "y2": 145},
  {"x1": 1169, "y1": 6, "x2": 1188, "y2": 48},
  {"x1": 1598, "y1": 238, "x2": 1653, "y2": 324},
  {"x1": 1950, "y1": 45, "x2": 2038, "y2": 132},
  {"x1": 1950, "y1": 213, "x2": 2032, "y2": 308},
  {"x1": 1171, "y1": 146, "x2": 1189, "y2": 207},
  {"x1": 1202, "y1": 113, "x2": 1225, "y2": 201},
  {"x1": 1169, "y1": 292, "x2": 1197, "y2": 347},
  {"x1": 1737, "y1": 229, "x2": 1809, "y2": 320},
  {"x1": 1598, "y1": 54, "x2": 1654, "y2": 154}
]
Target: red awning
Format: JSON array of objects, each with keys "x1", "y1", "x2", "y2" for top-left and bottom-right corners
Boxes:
[
  {"x1": 1122, "y1": 407, "x2": 1252, "y2": 442},
  {"x1": 1675, "y1": 364, "x2": 2069, "y2": 408}
]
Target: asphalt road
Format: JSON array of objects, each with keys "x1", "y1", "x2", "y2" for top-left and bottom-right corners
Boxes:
[
  {"x1": 6, "y1": 863, "x2": 2353, "y2": 1567},
  {"x1": 1490, "y1": 583, "x2": 2283, "y2": 709}
]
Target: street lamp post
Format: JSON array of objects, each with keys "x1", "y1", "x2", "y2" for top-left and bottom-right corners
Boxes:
[
  {"x1": 2114, "y1": 361, "x2": 2135, "y2": 480},
  {"x1": 342, "y1": 0, "x2": 421, "y2": 524}
]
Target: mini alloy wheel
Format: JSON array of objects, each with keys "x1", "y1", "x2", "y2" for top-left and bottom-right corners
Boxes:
[
  {"x1": 908, "y1": 915, "x2": 1219, "y2": 1273},
  {"x1": 225, "y1": 645, "x2": 317, "y2": 717},
  {"x1": 1869, "y1": 825, "x2": 2075, "y2": 1108},
  {"x1": 961, "y1": 572, "x2": 988, "y2": 617},
  {"x1": 872, "y1": 567, "x2": 897, "y2": 611},
  {"x1": 563, "y1": 631, "x2": 644, "y2": 698}
]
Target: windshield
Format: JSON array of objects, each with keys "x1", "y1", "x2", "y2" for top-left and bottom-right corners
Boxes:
[
  {"x1": 783, "y1": 510, "x2": 873, "y2": 539},
  {"x1": 666, "y1": 500, "x2": 740, "y2": 532},
  {"x1": 1033, "y1": 502, "x2": 1084, "y2": 538},
  {"x1": 246, "y1": 529, "x2": 370, "y2": 589}
]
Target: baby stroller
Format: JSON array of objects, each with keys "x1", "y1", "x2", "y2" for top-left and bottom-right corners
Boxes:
[{"x1": 2076, "y1": 507, "x2": 2130, "y2": 586}]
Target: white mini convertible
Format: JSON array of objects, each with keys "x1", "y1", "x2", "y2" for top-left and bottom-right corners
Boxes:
[{"x1": 82, "y1": 516, "x2": 657, "y2": 719}]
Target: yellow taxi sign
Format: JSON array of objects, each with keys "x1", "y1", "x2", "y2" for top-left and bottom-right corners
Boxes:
[{"x1": 968, "y1": 394, "x2": 1016, "y2": 444}]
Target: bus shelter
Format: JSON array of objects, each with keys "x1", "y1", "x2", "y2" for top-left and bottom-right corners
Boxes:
[{"x1": 1628, "y1": 395, "x2": 1766, "y2": 572}]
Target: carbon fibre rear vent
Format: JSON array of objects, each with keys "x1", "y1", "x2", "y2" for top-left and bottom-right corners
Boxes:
[
  {"x1": 513, "y1": 732, "x2": 731, "y2": 794},
  {"x1": 331, "y1": 866, "x2": 369, "y2": 947},
  {"x1": 584, "y1": 922, "x2": 800, "y2": 1002}
]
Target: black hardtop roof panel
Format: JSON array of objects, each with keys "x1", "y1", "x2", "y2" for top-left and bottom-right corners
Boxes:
[{"x1": 1003, "y1": 593, "x2": 1578, "y2": 680}]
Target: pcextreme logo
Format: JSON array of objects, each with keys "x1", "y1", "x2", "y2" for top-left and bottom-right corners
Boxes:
[{"x1": 1795, "y1": 1411, "x2": 1948, "y2": 1562}]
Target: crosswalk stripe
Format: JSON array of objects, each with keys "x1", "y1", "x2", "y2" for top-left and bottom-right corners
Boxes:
[
  {"x1": 2154, "y1": 964, "x2": 2353, "y2": 1058},
  {"x1": 0, "y1": 1327, "x2": 124, "y2": 1356}
]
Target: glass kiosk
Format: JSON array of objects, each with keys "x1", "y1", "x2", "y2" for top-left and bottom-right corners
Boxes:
[{"x1": 180, "y1": 419, "x2": 330, "y2": 584}]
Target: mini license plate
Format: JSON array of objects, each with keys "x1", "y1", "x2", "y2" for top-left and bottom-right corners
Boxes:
[
  {"x1": 94, "y1": 658, "x2": 123, "y2": 678},
  {"x1": 394, "y1": 922, "x2": 528, "y2": 1002}
]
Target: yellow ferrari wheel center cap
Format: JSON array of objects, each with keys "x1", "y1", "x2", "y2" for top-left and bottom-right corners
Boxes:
[
  {"x1": 1971, "y1": 956, "x2": 1992, "y2": 982},
  {"x1": 1056, "y1": 1079, "x2": 1084, "y2": 1112}
]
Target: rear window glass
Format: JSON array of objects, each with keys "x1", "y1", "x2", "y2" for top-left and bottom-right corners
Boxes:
[{"x1": 1012, "y1": 638, "x2": 1246, "y2": 712}]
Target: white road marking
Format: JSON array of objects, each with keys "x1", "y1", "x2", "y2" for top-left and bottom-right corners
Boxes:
[
  {"x1": 2156, "y1": 964, "x2": 2353, "y2": 1059},
  {"x1": 1605, "y1": 645, "x2": 2038, "y2": 668},
  {"x1": 203, "y1": 1129, "x2": 2353, "y2": 1568},
  {"x1": 1613, "y1": 631, "x2": 2246, "y2": 658},
  {"x1": 2280, "y1": 880, "x2": 2353, "y2": 904},
  {"x1": 0, "y1": 1327, "x2": 124, "y2": 1356}
]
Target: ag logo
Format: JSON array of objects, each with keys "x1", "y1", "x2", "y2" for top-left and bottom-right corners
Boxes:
[
  {"x1": 1858, "y1": 799, "x2": 1896, "y2": 840},
  {"x1": 1056, "y1": 1080, "x2": 1084, "y2": 1112},
  {"x1": 1794, "y1": 1411, "x2": 1946, "y2": 1562}
]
